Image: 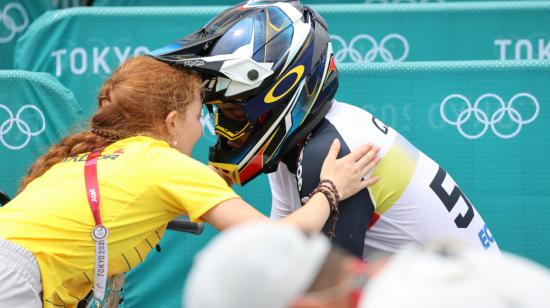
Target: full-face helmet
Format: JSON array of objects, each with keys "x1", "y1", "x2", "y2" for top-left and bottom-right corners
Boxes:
[{"x1": 151, "y1": 0, "x2": 338, "y2": 185}]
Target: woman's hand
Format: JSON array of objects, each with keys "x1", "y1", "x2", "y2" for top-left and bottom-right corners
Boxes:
[{"x1": 320, "y1": 139, "x2": 380, "y2": 200}]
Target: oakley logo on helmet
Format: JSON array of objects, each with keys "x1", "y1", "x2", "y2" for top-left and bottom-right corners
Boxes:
[
  {"x1": 264, "y1": 65, "x2": 305, "y2": 104},
  {"x1": 495, "y1": 39, "x2": 550, "y2": 60},
  {"x1": 0, "y1": 104, "x2": 46, "y2": 150},
  {"x1": 0, "y1": 2, "x2": 29, "y2": 44},
  {"x1": 330, "y1": 34, "x2": 409, "y2": 63},
  {"x1": 440, "y1": 93, "x2": 539, "y2": 139}
]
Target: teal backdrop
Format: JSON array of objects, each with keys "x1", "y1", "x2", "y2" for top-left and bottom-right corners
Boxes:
[
  {"x1": 0, "y1": 0, "x2": 87, "y2": 69},
  {"x1": 14, "y1": 2, "x2": 550, "y2": 118},
  {"x1": 3, "y1": 2, "x2": 550, "y2": 307},
  {"x1": 336, "y1": 61, "x2": 550, "y2": 269},
  {"x1": 0, "y1": 70, "x2": 82, "y2": 197},
  {"x1": 92, "y1": 0, "x2": 550, "y2": 6},
  {"x1": 0, "y1": 0, "x2": 54, "y2": 69}
]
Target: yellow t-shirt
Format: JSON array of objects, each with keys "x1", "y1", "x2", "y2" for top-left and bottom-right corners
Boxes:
[{"x1": 0, "y1": 136, "x2": 239, "y2": 307}]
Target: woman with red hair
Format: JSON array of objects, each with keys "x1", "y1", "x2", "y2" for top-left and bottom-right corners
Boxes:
[{"x1": 0, "y1": 55, "x2": 379, "y2": 308}]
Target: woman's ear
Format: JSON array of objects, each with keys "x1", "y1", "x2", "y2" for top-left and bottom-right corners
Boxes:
[{"x1": 164, "y1": 110, "x2": 178, "y2": 133}]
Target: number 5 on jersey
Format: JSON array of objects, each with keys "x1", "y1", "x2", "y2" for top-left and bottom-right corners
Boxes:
[{"x1": 430, "y1": 167, "x2": 474, "y2": 228}]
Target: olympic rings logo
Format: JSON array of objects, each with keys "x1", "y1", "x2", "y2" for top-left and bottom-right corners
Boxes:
[
  {"x1": 0, "y1": 2, "x2": 29, "y2": 44},
  {"x1": 440, "y1": 93, "x2": 539, "y2": 139},
  {"x1": 0, "y1": 104, "x2": 46, "y2": 150},
  {"x1": 330, "y1": 34, "x2": 409, "y2": 63}
]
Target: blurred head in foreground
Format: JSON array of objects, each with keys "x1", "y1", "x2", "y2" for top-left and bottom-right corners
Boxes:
[
  {"x1": 184, "y1": 222, "x2": 368, "y2": 308},
  {"x1": 359, "y1": 240, "x2": 550, "y2": 308}
]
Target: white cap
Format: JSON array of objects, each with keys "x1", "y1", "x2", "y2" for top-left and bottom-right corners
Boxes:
[
  {"x1": 359, "y1": 241, "x2": 550, "y2": 308},
  {"x1": 184, "y1": 222, "x2": 331, "y2": 308}
]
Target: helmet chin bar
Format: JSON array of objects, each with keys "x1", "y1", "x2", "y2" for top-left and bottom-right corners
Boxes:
[
  {"x1": 209, "y1": 140, "x2": 265, "y2": 186},
  {"x1": 208, "y1": 161, "x2": 242, "y2": 185},
  {"x1": 209, "y1": 116, "x2": 274, "y2": 186}
]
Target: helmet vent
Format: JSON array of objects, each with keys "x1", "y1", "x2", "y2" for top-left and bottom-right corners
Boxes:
[{"x1": 247, "y1": 69, "x2": 259, "y2": 81}]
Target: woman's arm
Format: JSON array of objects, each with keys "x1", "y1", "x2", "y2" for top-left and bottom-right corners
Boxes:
[{"x1": 202, "y1": 139, "x2": 380, "y2": 234}]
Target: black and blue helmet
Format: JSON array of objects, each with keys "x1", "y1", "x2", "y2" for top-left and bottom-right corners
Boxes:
[{"x1": 151, "y1": 0, "x2": 338, "y2": 185}]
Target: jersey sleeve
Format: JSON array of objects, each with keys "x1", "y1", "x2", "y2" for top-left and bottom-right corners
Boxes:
[
  {"x1": 299, "y1": 119, "x2": 374, "y2": 258},
  {"x1": 151, "y1": 150, "x2": 240, "y2": 222},
  {"x1": 268, "y1": 162, "x2": 299, "y2": 220}
]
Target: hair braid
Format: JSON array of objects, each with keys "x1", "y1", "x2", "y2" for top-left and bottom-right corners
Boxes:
[{"x1": 19, "y1": 132, "x2": 111, "y2": 191}]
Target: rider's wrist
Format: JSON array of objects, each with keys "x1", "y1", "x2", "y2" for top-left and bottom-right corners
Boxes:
[
  {"x1": 309, "y1": 180, "x2": 340, "y2": 239},
  {"x1": 318, "y1": 179, "x2": 341, "y2": 204}
]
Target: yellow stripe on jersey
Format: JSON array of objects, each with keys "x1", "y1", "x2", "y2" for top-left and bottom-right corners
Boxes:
[{"x1": 368, "y1": 135, "x2": 419, "y2": 215}]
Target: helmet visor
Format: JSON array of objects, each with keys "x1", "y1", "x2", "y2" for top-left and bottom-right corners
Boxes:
[{"x1": 210, "y1": 16, "x2": 254, "y2": 56}]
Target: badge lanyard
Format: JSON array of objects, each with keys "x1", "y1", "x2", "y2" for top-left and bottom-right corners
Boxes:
[{"x1": 84, "y1": 150, "x2": 109, "y2": 303}]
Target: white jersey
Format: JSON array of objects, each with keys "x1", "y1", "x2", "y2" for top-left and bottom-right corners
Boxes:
[{"x1": 269, "y1": 101, "x2": 500, "y2": 260}]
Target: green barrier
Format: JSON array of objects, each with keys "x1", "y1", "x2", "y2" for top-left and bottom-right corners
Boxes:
[
  {"x1": 324, "y1": 1, "x2": 550, "y2": 63},
  {"x1": 124, "y1": 60, "x2": 550, "y2": 308},
  {"x1": 0, "y1": 1, "x2": 54, "y2": 69},
  {"x1": 92, "y1": 0, "x2": 548, "y2": 6},
  {"x1": 336, "y1": 60, "x2": 550, "y2": 268},
  {"x1": 0, "y1": 70, "x2": 82, "y2": 197},
  {"x1": 14, "y1": 2, "x2": 550, "y2": 117},
  {"x1": 11, "y1": 4, "x2": 550, "y2": 307},
  {"x1": 92, "y1": 0, "x2": 351, "y2": 5},
  {"x1": 0, "y1": 0, "x2": 87, "y2": 69}
]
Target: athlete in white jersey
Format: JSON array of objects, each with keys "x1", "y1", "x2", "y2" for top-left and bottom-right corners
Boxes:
[
  {"x1": 151, "y1": 0, "x2": 500, "y2": 258},
  {"x1": 269, "y1": 100, "x2": 500, "y2": 259}
]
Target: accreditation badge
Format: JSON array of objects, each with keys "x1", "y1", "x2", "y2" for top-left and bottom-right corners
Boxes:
[{"x1": 92, "y1": 225, "x2": 109, "y2": 241}]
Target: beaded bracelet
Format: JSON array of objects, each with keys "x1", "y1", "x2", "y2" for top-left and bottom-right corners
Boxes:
[
  {"x1": 318, "y1": 179, "x2": 341, "y2": 205},
  {"x1": 309, "y1": 180, "x2": 341, "y2": 239},
  {"x1": 309, "y1": 186, "x2": 339, "y2": 213}
]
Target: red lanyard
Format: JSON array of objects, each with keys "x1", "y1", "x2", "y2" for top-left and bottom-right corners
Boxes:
[
  {"x1": 85, "y1": 150, "x2": 103, "y2": 225},
  {"x1": 84, "y1": 150, "x2": 109, "y2": 302}
]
